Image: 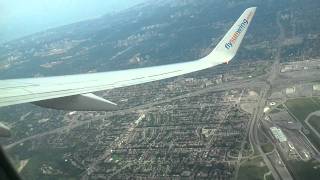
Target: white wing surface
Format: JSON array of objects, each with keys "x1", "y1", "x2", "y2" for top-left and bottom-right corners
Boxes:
[{"x1": 0, "y1": 7, "x2": 256, "y2": 111}]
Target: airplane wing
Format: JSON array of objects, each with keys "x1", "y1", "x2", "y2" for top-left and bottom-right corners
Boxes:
[{"x1": 0, "y1": 7, "x2": 256, "y2": 111}]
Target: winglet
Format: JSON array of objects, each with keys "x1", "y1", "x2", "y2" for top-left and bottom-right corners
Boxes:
[{"x1": 202, "y1": 7, "x2": 256, "y2": 66}]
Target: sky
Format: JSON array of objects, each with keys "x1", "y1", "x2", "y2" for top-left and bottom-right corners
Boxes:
[{"x1": 0, "y1": 0, "x2": 146, "y2": 43}]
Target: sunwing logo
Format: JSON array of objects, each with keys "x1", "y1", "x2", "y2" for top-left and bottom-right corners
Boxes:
[{"x1": 225, "y1": 11, "x2": 253, "y2": 50}]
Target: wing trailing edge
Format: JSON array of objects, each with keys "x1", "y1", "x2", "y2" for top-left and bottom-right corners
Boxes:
[
  {"x1": 0, "y1": 123, "x2": 11, "y2": 137},
  {"x1": 33, "y1": 93, "x2": 118, "y2": 111}
]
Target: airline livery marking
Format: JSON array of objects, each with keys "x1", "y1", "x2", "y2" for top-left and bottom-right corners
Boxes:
[{"x1": 225, "y1": 12, "x2": 253, "y2": 50}]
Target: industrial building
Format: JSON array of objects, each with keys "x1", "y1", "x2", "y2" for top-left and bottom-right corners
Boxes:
[{"x1": 270, "y1": 127, "x2": 287, "y2": 142}]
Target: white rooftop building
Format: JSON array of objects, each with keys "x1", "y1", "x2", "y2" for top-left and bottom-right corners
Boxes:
[
  {"x1": 270, "y1": 127, "x2": 287, "y2": 142},
  {"x1": 313, "y1": 84, "x2": 320, "y2": 91},
  {"x1": 285, "y1": 87, "x2": 295, "y2": 94}
]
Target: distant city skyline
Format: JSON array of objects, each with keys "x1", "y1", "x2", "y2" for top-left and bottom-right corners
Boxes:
[{"x1": 0, "y1": 0, "x2": 146, "y2": 43}]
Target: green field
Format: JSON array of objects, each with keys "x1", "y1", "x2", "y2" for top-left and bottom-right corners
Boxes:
[
  {"x1": 287, "y1": 160, "x2": 320, "y2": 180},
  {"x1": 261, "y1": 143, "x2": 274, "y2": 153},
  {"x1": 277, "y1": 104, "x2": 285, "y2": 109},
  {"x1": 285, "y1": 97, "x2": 320, "y2": 150},
  {"x1": 270, "y1": 108, "x2": 281, "y2": 114},
  {"x1": 238, "y1": 157, "x2": 269, "y2": 180},
  {"x1": 285, "y1": 98, "x2": 320, "y2": 121},
  {"x1": 265, "y1": 173, "x2": 274, "y2": 180},
  {"x1": 309, "y1": 115, "x2": 320, "y2": 134},
  {"x1": 8, "y1": 145, "x2": 83, "y2": 180}
]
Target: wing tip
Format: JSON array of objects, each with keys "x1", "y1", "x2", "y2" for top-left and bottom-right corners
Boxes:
[
  {"x1": 201, "y1": 6, "x2": 257, "y2": 66},
  {"x1": 247, "y1": 7, "x2": 257, "y2": 10}
]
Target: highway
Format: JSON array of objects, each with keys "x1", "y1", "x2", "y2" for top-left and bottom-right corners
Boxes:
[{"x1": 247, "y1": 11, "x2": 293, "y2": 180}]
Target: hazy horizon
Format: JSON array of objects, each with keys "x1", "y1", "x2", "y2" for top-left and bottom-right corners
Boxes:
[{"x1": 0, "y1": 0, "x2": 146, "y2": 43}]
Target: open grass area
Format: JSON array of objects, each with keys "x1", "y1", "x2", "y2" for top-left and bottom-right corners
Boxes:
[
  {"x1": 111, "y1": 153, "x2": 124, "y2": 161},
  {"x1": 285, "y1": 97, "x2": 320, "y2": 150},
  {"x1": 285, "y1": 98, "x2": 320, "y2": 121},
  {"x1": 261, "y1": 143, "x2": 274, "y2": 153},
  {"x1": 287, "y1": 160, "x2": 320, "y2": 180},
  {"x1": 8, "y1": 146, "x2": 83, "y2": 180},
  {"x1": 265, "y1": 173, "x2": 274, "y2": 180},
  {"x1": 238, "y1": 157, "x2": 269, "y2": 180},
  {"x1": 309, "y1": 115, "x2": 320, "y2": 134},
  {"x1": 313, "y1": 97, "x2": 320, "y2": 105},
  {"x1": 270, "y1": 108, "x2": 281, "y2": 114},
  {"x1": 277, "y1": 104, "x2": 285, "y2": 109}
]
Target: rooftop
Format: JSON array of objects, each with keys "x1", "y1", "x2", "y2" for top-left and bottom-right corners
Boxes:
[{"x1": 270, "y1": 127, "x2": 287, "y2": 142}]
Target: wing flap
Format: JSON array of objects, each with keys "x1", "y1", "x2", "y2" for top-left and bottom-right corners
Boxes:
[
  {"x1": 0, "y1": 123, "x2": 11, "y2": 137},
  {"x1": 33, "y1": 93, "x2": 118, "y2": 111}
]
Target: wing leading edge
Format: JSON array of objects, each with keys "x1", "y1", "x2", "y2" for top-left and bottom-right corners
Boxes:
[{"x1": 0, "y1": 7, "x2": 256, "y2": 111}]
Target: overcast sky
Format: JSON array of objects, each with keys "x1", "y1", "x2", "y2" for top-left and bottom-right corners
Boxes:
[{"x1": 0, "y1": 0, "x2": 146, "y2": 42}]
